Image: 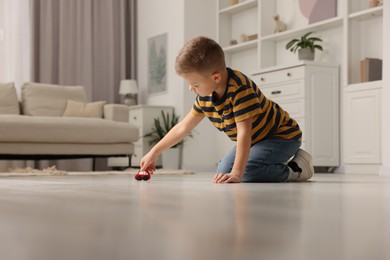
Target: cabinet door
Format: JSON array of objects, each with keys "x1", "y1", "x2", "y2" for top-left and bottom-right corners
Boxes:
[
  {"x1": 344, "y1": 89, "x2": 381, "y2": 163},
  {"x1": 307, "y1": 67, "x2": 340, "y2": 166}
]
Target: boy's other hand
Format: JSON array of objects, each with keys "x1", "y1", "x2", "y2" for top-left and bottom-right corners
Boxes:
[{"x1": 213, "y1": 173, "x2": 242, "y2": 184}]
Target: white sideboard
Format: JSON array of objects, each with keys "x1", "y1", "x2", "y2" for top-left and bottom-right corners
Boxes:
[
  {"x1": 129, "y1": 105, "x2": 173, "y2": 167},
  {"x1": 252, "y1": 62, "x2": 340, "y2": 168}
]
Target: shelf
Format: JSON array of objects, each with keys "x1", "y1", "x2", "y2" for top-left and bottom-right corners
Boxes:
[
  {"x1": 223, "y1": 40, "x2": 257, "y2": 54},
  {"x1": 219, "y1": 0, "x2": 257, "y2": 15},
  {"x1": 261, "y1": 17, "x2": 343, "y2": 42},
  {"x1": 349, "y1": 6, "x2": 383, "y2": 21},
  {"x1": 253, "y1": 61, "x2": 339, "y2": 75},
  {"x1": 346, "y1": 80, "x2": 382, "y2": 92}
]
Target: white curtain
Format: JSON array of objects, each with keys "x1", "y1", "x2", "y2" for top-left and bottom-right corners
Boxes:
[
  {"x1": 0, "y1": 0, "x2": 31, "y2": 93},
  {"x1": 31, "y1": 0, "x2": 137, "y2": 103},
  {"x1": 0, "y1": 0, "x2": 137, "y2": 172},
  {"x1": 0, "y1": 0, "x2": 34, "y2": 172}
]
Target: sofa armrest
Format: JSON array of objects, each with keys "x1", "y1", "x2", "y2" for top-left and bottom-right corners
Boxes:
[{"x1": 103, "y1": 104, "x2": 129, "y2": 122}]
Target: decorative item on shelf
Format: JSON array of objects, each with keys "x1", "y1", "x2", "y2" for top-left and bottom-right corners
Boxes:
[
  {"x1": 285, "y1": 31, "x2": 323, "y2": 61},
  {"x1": 247, "y1": 33, "x2": 258, "y2": 41},
  {"x1": 239, "y1": 33, "x2": 248, "y2": 43},
  {"x1": 299, "y1": 0, "x2": 337, "y2": 24},
  {"x1": 230, "y1": 39, "x2": 238, "y2": 45},
  {"x1": 274, "y1": 15, "x2": 287, "y2": 33},
  {"x1": 360, "y1": 57, "x2": 382, "y2": 82},
  {"x1": 119, "y1": 79, "x2": 138, "y2": 106},
  {"x1": 228, "y1": 0, "x2": 238, "y2": 6},
  {"x1": 144, "y1": 111, "x2": 193, "y2": 169},
  {"x1": 369, "y1": 0, "x2": 380, "y2": 8}
]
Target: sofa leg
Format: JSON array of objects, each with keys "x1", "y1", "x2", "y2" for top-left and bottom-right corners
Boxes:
[
  {"x1": 92, "y1": 158, "x2": 96, "y2": 171},
  {"x1": 128, "y1": 155, "x2": 132, "y2": 168}
]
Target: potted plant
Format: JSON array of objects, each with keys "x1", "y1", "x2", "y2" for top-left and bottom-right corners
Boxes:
[
  {"x1": 285, "y1": 31, "x2": 323, "y2": 61},
  {"x1": 144, "y1": 111, "x2": 192, "y2": 169}
]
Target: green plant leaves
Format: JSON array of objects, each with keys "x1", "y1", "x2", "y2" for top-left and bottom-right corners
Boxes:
[
  {"x1": 285, "y1": 31, "x2": 323, "y2": 54},
  {"x1": 144, "y1": 110, "x2": 192, "y2": 148}
]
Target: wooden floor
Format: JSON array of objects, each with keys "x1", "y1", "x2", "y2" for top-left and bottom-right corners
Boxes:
[{"x1": 0, "y1": 172, "x2": 389, "y2": 260}]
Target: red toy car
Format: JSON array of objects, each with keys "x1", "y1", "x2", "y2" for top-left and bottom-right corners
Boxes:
[{"x1": 135, "y1": 169, "x2": 153, "y2": 181}]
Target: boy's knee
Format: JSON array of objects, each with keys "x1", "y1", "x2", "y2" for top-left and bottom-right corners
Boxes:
[{"x1": 242, "y1": 163, "x2": 288, "y2": 183}]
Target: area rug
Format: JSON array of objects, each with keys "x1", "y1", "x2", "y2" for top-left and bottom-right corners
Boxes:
[{"x1": 0, "y1": 166, "x2": 195, "y2": 177}]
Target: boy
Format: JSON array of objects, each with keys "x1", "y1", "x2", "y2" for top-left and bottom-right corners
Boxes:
[{"x1": 140, "y1": 36, "x2": 314, "y2": 183}]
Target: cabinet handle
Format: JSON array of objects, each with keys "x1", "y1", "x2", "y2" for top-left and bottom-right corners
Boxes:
[
  {"x1": 287, "y1": 72, "x2": 291, "y2": 77},
  {"x1": 271, "y1": 90, "x2": 282, "y2": 95},
  {"x1": 260, "y1": 77, "x2": 265, "y2": 82},
  {"x1": 133, "y1": 116, "x2": 137, "y2": 120}
]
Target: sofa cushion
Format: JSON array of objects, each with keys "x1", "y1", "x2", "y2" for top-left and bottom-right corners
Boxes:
[
  {"x1": 21, "y1": 82, "x2": 87, "y2": 116},
  {"x1": 0, "y1": 115, "x2": 139, "y2": 144},
  {"x1": 0, "y1": 82, "x2": 20, "y2": 115},
  {"x1": 63, "y1": 100, "x2": 107, "y2": 118}
]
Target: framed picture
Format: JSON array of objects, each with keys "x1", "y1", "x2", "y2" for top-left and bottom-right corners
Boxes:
[{"x1": 148, "y1": 33, "x2": 167, "y2": 94}]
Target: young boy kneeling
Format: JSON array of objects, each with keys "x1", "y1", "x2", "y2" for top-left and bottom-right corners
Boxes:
[{"x1": 140, "y1": 36, "x2": 314, "y2": 183}]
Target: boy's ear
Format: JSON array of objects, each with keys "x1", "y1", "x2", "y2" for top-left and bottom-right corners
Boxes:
[{"x1": 211, "y1": 72, "x2": 222, "y2": 83}]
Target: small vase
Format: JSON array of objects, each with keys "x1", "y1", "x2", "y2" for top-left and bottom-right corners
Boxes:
[{"x1": 298, "y1": 48, "x2": 315, "y2": 61}]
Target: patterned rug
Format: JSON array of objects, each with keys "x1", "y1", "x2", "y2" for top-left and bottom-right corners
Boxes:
[{"x1": 0, "y1": 166, "x2": 195, "y2": 177}]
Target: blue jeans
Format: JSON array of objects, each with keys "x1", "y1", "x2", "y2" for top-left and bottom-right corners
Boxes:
[{"x1": 216, "y1": 138, "x2": 301, "y2": 182}]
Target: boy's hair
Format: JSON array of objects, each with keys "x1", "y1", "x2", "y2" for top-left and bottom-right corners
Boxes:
[{"x1": 175, "y1": 36, "x2": 226, "y2": 75}]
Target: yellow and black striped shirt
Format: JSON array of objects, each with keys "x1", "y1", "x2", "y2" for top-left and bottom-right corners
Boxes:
[{"x1": 191, "y1": 68, "x2": 302, "y2": 145}]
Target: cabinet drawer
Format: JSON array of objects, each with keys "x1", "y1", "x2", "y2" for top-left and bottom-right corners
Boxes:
[
  {"x1": 278, "y1": 99, "x2": 305, "y2": 118},
  {"x1": 129, "y1": 109, "x2": 143, "y2": 128},
  {"x1": 253, "y1": 66, "x2": 305, "y2": 85},
  {"x1": 261, "y1": 80, "x2": 305, "y2": 101}
]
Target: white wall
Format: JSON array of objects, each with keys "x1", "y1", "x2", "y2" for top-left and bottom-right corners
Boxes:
[
  {"x1": 182, "y1": 0, "x2": 221, "y2": 171},
  {"x1": 137, "y1": 0, "x2": 185, "y2": 110},
  {"x1": 380, "y1": 2, "x2": 390, "y2": 176},
  {"x1": 137, "y1": 0, "x2": 219, "y2": 171}
]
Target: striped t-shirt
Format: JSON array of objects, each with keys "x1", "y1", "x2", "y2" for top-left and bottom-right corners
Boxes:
[{"x1": 191, "y1": 68, "x2": 302, "y2": 145}]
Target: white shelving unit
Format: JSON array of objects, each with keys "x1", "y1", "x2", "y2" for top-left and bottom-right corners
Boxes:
[
  {"x1": 217, "y1": 0, "x2": 386, "y2": 173},
  {"x1": 217, "y1": 0, "x2": 259, "y2": 73}
]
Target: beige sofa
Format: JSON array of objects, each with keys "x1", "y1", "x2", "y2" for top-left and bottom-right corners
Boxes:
[{"x1": 0, "y1": 82, "x2": 139, "y2": 169}]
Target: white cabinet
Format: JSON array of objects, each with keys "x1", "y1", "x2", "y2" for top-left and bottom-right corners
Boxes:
[
  {"x1": 344, "y1": 82, "x2": 381, "y2": 164},
  {"x1": 252, "y1": 62, "x2": 340, "y2": 167},
  {"x1": 129, "y1": 105, "x2": 173, "y2": 167}
]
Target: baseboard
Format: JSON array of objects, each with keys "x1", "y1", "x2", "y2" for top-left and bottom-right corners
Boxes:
[
  {"x1": 379, "y1": 166, "x2": 390, "y2": 176},
  {"x1": 343, "y1": 164, "x2": 381, "y2": 174}
]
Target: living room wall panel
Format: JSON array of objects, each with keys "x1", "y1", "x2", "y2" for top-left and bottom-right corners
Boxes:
[{"x1": 137, "y1": 0, "x2": 218, "y2": 171}]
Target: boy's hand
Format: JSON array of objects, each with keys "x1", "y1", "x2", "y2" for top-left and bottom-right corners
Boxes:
[
  {"x1": 213, "y1": 173, "x2": 242, "y2": 184},
  {"x1": 140, "y1": 152, "x2": 158, "y2": 172}
]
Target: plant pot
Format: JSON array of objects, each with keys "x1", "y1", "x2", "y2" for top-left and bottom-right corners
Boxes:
[
  {"x1": 298, "y1": 48, "x2": 315, "y2": 61},
  {"x1": 162, "y1": 148, "x2": 180, "y2": 169}
]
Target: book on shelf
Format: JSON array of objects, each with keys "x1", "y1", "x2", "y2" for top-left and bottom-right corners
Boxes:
[{"x1": 360, "y1": 58, "x2": 382, "y2": 83}]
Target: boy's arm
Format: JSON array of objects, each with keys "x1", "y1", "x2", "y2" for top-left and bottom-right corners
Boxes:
[
  {"x1": 140, "y1": 111, "x2": 204, "y2": 171},
  {"x1": 214, "y1": 118, "x2": 252, "y2": 183}
]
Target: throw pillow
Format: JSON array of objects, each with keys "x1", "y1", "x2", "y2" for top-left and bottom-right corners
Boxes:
[
  {"x1": 0, "y1": 82, "x2": 20, "y2": 115},
  {"x1": 62, "y1": 100, "x2": 107, "y2": 118}
]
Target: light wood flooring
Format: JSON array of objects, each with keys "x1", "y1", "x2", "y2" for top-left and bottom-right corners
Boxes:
[{"x1": 0, "y1": 172, "x2": 389, "y2": 260}]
